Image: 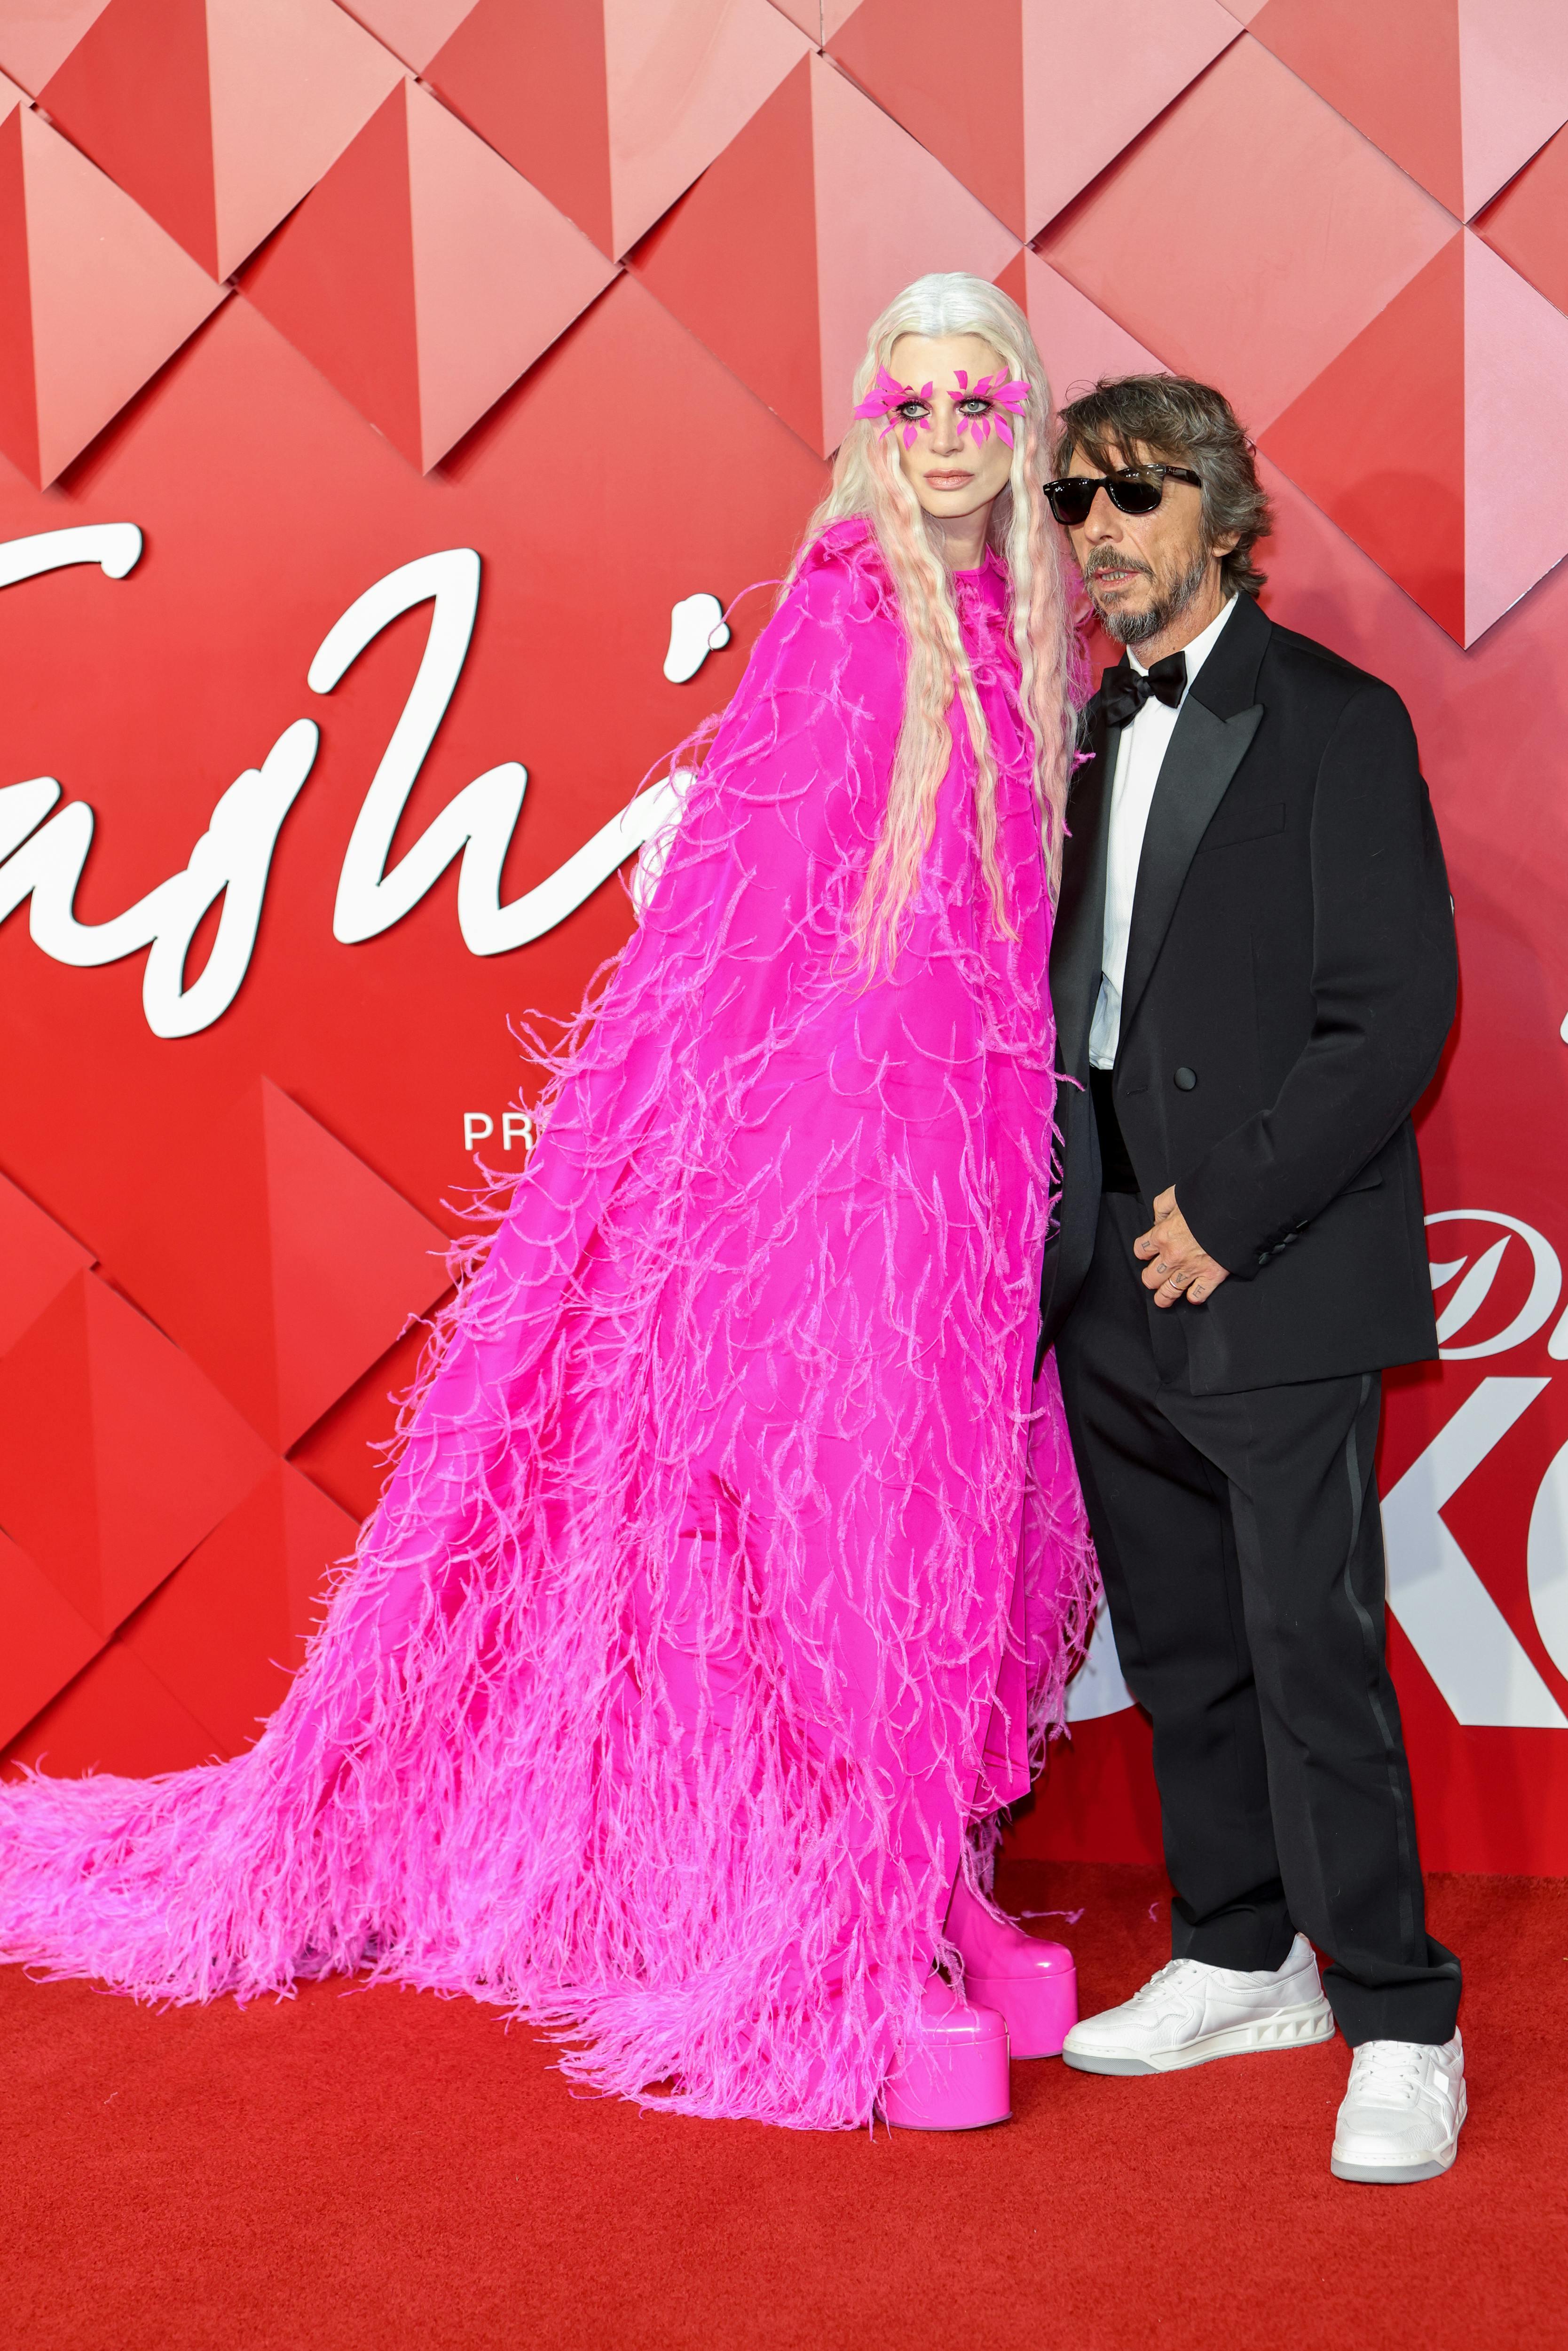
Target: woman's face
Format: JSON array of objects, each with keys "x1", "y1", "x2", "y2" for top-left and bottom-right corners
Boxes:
[{"x1": 885, "y1": 334, "x2": 1019, "y2": 531}]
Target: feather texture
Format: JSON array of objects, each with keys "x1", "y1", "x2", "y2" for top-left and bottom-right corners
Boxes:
[{"x1": 0, "y1": 522, "x2": 1095, "y2": 2128}]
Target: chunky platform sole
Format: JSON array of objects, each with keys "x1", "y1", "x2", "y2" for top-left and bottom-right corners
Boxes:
[
  {"x1": 964, "y1": 1963, "x2": 1078, "y2": 2059},
  {"x1": 1063, "y1": 1994, "x2": 1335, "y2": 2076},
  {"x1": 879, "y1": 2006, "x2": 1012, "y2": 2130},
  {"x1": 1331, "y1": 2084, "x2": 1466, "y2": 2183}
]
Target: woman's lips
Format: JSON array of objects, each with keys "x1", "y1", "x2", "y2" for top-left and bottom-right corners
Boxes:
[{"x1": 924, "y1": 471, "x2": 974, "y2": 488}]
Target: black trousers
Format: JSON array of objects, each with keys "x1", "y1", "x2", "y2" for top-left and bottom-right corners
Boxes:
[{"x1": 1055, "y1": 1193, "x2": 1462, "y2": 2047}]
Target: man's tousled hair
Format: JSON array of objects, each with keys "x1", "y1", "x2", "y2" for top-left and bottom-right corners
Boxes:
[{"x1": 1050, "y1": 374, "x2": 1272, "y2": 598}]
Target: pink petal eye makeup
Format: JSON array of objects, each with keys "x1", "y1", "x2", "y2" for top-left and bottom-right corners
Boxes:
[
  {"x1": 853, "y1": 364, "x2": 1031, "y2": 450},
  {"x1": 952, "y1": 368, "x2": 1030, "y2": 448}
]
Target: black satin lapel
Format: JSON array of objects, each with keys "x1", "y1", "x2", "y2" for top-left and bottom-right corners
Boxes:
[
  {"x1": 1049, "y1": 704, "x2": 1117, "y2": 1076},
  {"x1": 1118, "y1": 698, "x2": 1264, "y2": 1041}
]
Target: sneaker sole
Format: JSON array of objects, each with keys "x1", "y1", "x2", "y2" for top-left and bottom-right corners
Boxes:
[
  {"x1": 1062, "y1": 1995, "x2": 1336, "y2": 2075},
  {"x1": 1329, "y1": 2148, "x2": 1457, "y2": 2183},
  {"x1": 1331, "y1": 2082, "x2": 1466, "y2": 2184}
]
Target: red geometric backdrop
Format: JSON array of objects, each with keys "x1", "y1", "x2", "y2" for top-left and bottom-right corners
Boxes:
[{"x1": 1, "y1": 0, "x2": 1567, "y2": 1876}]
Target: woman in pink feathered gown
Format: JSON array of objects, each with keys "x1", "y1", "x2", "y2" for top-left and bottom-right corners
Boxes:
[{"x1": 0, "y1": 273, "x2": 1094, "y2": 2130}]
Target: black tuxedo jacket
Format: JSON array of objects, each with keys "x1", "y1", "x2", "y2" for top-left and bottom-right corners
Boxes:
[{"x1": 1040, "y1": 590, "x2": 1457, "y2": 1394}]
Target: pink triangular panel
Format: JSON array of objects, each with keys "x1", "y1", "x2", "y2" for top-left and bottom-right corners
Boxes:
[
  {"x1": 406, "y1": 78, "x2": 617, "y2": 469},
  {"x1": 828, "y1": 0, "x2": 1027, "y2": 237},
  {"x1": 1249, "y1": 0, "x2": 1464, "y2": 215},
  {"x1": 205, "y1": 0, "x2": 404, "y2": 279},
  {"x1": 604, "y1": 0, "x2": 811, "y2": 258},
  {"x1": 0, "y1": 0, "x2": 111, "y2": 95},
  {"x1": 767, "y1": 0, "x2": 818, "y2": 29},
  {"x1": 1457, "y1": 0, "x2": 1568, "y2": 219},
  {"x1": 1004, "y1": 250, "x2": 1166, "y2": 417},
  {"x1": 1037, "y1": 36, "x2": 1455, "y2": 434},
  {"x1": 810, "y1": 53, "x2": 1019, "y2": 453},
  {"x1": 0, "y1": 63, "x2": 25, "y2": 115},
  {"x1": 18, "y1": 103, "x2": 224, "y2": 485},
  {"x1": 334, "y1": 0, "x2": 473, "y2": 70},
  {"x1": 0, "y1": 1168, "x2": 94, "y2": 1355},
  {"x1": 1463, "y1": 230, "x2": 1568, "y2": 641},
  {"x1": 1020, "y1": 0, "x2": 1240, "y2": 238}
]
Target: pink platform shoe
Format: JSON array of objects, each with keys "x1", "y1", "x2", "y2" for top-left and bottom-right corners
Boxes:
[
  {"x1": 878, "y1": 1980, "x2": 1012, "y2": 2130},
  {"x1": 946, "y1": 1874, "x2": 1079, "y2": 2058}
]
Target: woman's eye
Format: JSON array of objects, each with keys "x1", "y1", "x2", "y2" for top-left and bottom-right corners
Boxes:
[
  {"x1": 958, "y1": 398, "x2": 991, "y2": 416},
  {"x1": 894, "y1": 401, "x2": 930, "y2": 421}
]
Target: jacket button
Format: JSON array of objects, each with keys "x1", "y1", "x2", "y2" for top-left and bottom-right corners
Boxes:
[{"x1": 1174, "y1": 1066, "x2": 1198, "y2": 1091}]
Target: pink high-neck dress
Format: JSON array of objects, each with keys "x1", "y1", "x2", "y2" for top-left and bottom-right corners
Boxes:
[{"x1": 0, "y1": 520, "x2": 1094, "y2": 2129}]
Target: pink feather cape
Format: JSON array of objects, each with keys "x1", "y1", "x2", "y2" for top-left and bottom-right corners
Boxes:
[{"x1": 0, "y1": 520, "x2": 1095, "y2": 2129}]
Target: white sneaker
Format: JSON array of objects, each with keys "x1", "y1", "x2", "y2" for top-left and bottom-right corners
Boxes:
[
  {"x1": 1331, "y1": 2030, "x2": 1466, "y2": 2183},
  {"x1": 1062, "y1": 1931, "x2": 1335, "y2": 2075}
]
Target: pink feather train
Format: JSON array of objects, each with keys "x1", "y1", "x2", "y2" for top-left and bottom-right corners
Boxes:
[{"x1": 0, "y1": 521, "x2": 1095, "y2": 2129}]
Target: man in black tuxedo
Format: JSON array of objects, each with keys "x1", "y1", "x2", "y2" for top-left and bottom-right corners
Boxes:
[{"x1": 1039, "y1": 375, "x2": 1465, "y2": 2183}]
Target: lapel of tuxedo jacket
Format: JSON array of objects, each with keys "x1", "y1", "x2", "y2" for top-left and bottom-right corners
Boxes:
[
  {"x1": 1117, "y1": 594, "x2": 1270, "y2": 1046},
  {"x1": 1050, "y1": 693, "x2": 1118, "y2": 1078}
]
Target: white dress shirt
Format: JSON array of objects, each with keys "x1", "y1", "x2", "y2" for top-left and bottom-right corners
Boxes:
[{"x1": 1087, "y1": 595, "x2": 1238, "y2": 1071}]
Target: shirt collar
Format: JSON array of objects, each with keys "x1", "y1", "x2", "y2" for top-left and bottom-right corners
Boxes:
[{"x1": 1128, "y1": 592, "x2": 1237, "y2": 693}]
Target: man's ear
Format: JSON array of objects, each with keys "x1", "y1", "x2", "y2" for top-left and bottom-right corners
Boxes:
[{"x1": 1210, "y1": 529, "x2": 1241, "y2": 558}]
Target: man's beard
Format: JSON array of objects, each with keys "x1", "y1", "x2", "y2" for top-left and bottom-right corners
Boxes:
[{"x1": 1088, "y1": 544, "x2": 1210, "y2": 647}]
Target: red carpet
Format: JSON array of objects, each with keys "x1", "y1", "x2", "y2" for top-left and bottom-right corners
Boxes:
[{"x1": 5, "y1": 1861, "x2": 1563, "y2": 2351}]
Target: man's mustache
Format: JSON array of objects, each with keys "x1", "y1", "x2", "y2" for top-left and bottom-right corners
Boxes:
[{"x1": 1083, "y1": 553, "x2": 1154, "y2": 585}]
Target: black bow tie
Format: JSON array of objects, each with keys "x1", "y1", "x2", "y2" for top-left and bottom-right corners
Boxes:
[{"x1": 1097, "y1": 650, "x2": 1187, "y2": 730}]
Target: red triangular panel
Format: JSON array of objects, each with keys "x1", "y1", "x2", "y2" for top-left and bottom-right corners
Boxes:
[
  {"x1": 0, "y1": 1528, "x2": 103, "y2": 1749},
  {"x1": 102, "y1": 1078, "x2": 450, "y2": 1452},
  {"x1": 3, "y1": 1635, "x2": 223, "y2": 1776},
  {"x1": 0, "y1": 106, "x2": 39, "y2": 495},
  {"x1": 0, "y1": 0, "x2": 113, "y2": 97},
  {"x1": 632, "y1": 56, "x2": 822, "y2": 450},
  {"x1": 123, "y1": 1462, "x2": 358, "y2": 1755},
  {"x1": 1036, "y1": 35, "x2": 1454, "y2": 434},
  {"x1": 0, "y1": 1271, "x2": 273, "y2": 1636},
  {"x1": 405, "y1": 77, "x2": 617, "y2": 469},
  {"x1": 0, "y1": 1168, "x2": 95, "y2": 1356},
  {"x1": 334, "y1": 0, "x2": 474, "y2": 72},
  {"x1": 828, "y1": 0, "x2": 1026, "y2": 235},
  {"x1": 239, "y1": 79, "x2": 421, "y2": 464},
  {"x1": 204, "y1": 0, "x2": 405, "y2": 279},
  {"x1": 40, "y1": 0, "x2": 218, "y2": 274},
  {"x1": 1476, "y1": 125, "x2": 1568, "y2": 319},
  {"x1": 19, "y1": 101, "x2": 225, "y2": 484},
  {"x1": 1261, "y1": 237, "x2": 1466, "y2": 640},
  {"x1": 1249, "y1": 0, "x2": 1464, "y2": 215},
  {"x1": 426, "y1": 0, "x2": 614, "y2": 255}
]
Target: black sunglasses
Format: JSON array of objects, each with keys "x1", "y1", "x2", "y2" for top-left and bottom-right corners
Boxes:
[{"x1": 1043, "y1": 465, "x2": 1203, "y2": 527}]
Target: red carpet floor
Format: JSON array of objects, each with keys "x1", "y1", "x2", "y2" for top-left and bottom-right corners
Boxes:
[{"x1": 4, "y1": 1861, "x2": 1563, "y2": 2351}]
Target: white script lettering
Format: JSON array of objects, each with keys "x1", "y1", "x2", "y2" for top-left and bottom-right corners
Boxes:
[{"x1": 0, "y1": 532, "x2": 678, "y2": 1037}]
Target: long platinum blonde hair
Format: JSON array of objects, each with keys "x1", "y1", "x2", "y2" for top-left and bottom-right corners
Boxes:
[{"x1": 796, "y1": 273, "x2": 1076, "y2": 967}]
